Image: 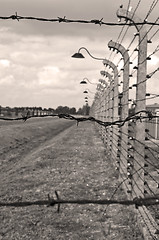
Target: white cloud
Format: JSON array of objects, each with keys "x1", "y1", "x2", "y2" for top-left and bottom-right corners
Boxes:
[
  {"x1": 0, "y1": 75, "x2": 15, "y2": 85},
  {"x1": 38, "y1": 66, "x2": 60, "y2": 86},
  {"x1": 0, "y1": 59, "x2": 10, "y2": 67}
]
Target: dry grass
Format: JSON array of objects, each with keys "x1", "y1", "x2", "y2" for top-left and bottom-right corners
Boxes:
[{"x1": 0, "y1": 119, "x2": 144, "y2": 239}]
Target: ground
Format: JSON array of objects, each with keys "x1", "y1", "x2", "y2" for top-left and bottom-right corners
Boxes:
[{"x1": 0, "y1": 117, "x2": 144, "y2": 239}]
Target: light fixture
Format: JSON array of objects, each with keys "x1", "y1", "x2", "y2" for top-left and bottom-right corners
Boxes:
[
  {"x1": 80, "y1": 77, "x2": 97, "y2": 85},
  {"x1": 83, "y1": 89, "x2": 95, "y2": 94},
  {"x1": 71, "y1": 52, "x2": 84, "y2": 58},
  {"x1": 80, "y1": 80, "x2": 87, "y2": 84},
  {"x1": 85, "y1": 95, "x2": 94, "y2": 100},
  {"x1": 72, "y1": 47, "x2": 105, "y2": 61}
]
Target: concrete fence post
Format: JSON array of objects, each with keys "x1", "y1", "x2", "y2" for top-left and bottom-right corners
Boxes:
[
  {"x1": 117, "y1": 7, "x2": 147, "y2": 199},
  {"x1": 102, "y1": 60, "x2": 119, "y2": 162},
  {"x1": 116, "y1": 8, "x2": 159, "y2": 240},
  {"x1": 100, "y1": 71, "x2": 113, "y2": 151},
  {"x1": 108, "y1": 40, "x2": 131, "y2": 196}
]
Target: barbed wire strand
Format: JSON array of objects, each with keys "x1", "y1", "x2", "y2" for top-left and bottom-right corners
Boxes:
[
  {"x1": 0, "y1": 14, "x2": 158, "y2": 26},
  {"x1": 1, "y1": 110, "x2": 158, "y2": 128}
]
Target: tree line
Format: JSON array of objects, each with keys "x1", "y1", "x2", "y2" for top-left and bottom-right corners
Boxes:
[{"x1": 0, "y1": 104, "x2": 90, "y2": 117}]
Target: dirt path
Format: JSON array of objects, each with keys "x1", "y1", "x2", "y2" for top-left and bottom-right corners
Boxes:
[
  {"x1": 0, "y1": 121, "x2": 75, "y2": 182},
  {"x1": 0, "y1": 118, "x2": 74, "y2": 179},
  {"x1": 0, "y1": 120, "x2": 143, "y2": 240}
]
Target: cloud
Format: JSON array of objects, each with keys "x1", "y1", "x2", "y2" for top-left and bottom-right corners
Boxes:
[
  {"x1": 38, "y1": 66, "x2": 61, "y2": 87},
  {"x1": 0, "y1": 74, "x2": 15, "y2": 85},
  {"x1": 0, "y1": 0, "x2": 158, "y2": 109},
  {"x1": 0, "y1": 59, "x2": 10, "y2": 67}
]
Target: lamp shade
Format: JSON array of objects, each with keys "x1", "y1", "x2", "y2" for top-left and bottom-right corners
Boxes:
[
  {"x1": 80, "y1": 80, "x2": 87, "y2": 84},
  {"x1": 71, "y1": 52, "x2": 85, "y2": 58}
]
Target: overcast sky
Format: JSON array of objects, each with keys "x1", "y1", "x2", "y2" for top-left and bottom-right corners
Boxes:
[{"x1": 0, "y1": 0, "x2": 158, "y2": 109}]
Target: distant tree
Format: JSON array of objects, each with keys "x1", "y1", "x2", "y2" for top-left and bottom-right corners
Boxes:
[
  {"x1": 63, "y1": 106, "x2": 70, "y2": 114},
  {"x1": 55, "y1": 106, "x2": 64, "y2": 114},
  {"x1": 55, "y1": 106, "x2": 70, "y2": 114},
  {"x1": 48, "y1": 108, "x2": 55, "y2": 114},
  {"x1": 69, "y1": 107, "x2": 76, "y2": 115},
  {"x1": 77, "y1": 107, "x2": 82, "y2": 115},
  {"x1": 83, "y1": 103, "x2": 90, "y2": 115},
  {"x1": 77, "y1": 104, "x2": 90, "y2": 116},
  {"x1": 6, "y1": 106, "x2": 12, "y2": 116}
]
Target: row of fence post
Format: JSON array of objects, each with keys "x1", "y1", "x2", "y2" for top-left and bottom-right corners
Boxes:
[{"x1": 90, "y1": 7, "x2": 158, "y2": 240}]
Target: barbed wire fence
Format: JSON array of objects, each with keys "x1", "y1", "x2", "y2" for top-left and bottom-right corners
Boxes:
[
  {"x1": 89, "y1": 3, "x2": 159, "y2": 239},
  {"x1": 0, "y1": 1, "x2": 159, "y2": 239}
]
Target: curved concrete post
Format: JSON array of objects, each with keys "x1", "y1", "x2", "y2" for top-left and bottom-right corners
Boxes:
[
  {"x1": 100, "y1": 71, "x2": 113, "y2": 151},
  {"x1": 102, "y1": 60, "x2": 119, "y2": 122},
  {"x1": 108, "y1": 40, "x2": 131, "y2": 195},
  {"x1": 95, "y1": 83, "x2": 104, "y2": 137},
  {"x1": 103, "y1": 60, "x2": 119, "y2": 161},
  {"x1": 96, "y1": 77, "x2": 107, "y2": 141},
  {"x1": 117, "y1": 8, "x2": 147, "y2": 199},
  {"x1": 100, "y1": 70, "x2": 113, "y2": 124},
  {"x1": 100, "y1": 70, "x2": 113, "y2": 125},
  {"x1": 108, "y1": 40, "x2": 130, "y2": 116},
  {"x1": 91, "y1": 93, "x2": 99, "y2": 119},
  {"x1": 117, "y1": 9, "x2": 147, "y2": 111}
]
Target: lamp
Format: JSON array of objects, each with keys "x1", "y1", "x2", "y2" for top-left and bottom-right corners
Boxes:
[
  {"x1": 84, "y1": 94, "x2": 94, "y2": 100},
  {"x1": 72, "y1": 47, "x2": 105, "y2": 61},
  {"x1": 83, "y1": 89, "x2": 95, "y2": 94},
  {"x1": 80, "y1": 77, "x2": 97, "y2": 85},
  {"x1": 71, "y1": 52, "x2": 85, "y2": 58},
  {"x1": 80, "y1": 80, "x2": 87, "y2": 84}
]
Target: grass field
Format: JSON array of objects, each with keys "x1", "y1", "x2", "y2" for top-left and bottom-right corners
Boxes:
[{"x1": 0, "y1": 118, "x2": 144, "y2": 239}]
